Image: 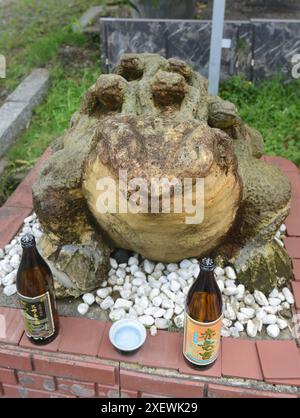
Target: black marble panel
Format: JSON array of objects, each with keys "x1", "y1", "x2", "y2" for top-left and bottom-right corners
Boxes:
[
  {"x1": 252, "y1": 20, "x2": 300, "y2": 80},
  {"x1": 100, "y1": 18, "x2": 300, "y2": 81}
]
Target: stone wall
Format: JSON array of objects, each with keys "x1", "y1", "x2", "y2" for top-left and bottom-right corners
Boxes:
[{"x1": 100, "y1": 18, "x2": 300, "y2": 81}]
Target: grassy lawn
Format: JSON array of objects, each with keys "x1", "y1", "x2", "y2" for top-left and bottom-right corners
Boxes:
[
  {"x1": 0, "y1": 0, "x2": 299, "y2": 203},
  {"x1": 0, "y1": 0, "x2": 104, "y2": 203},
  {"x1": 220, "y1": 76, "x2": 300, "y2": 167}
]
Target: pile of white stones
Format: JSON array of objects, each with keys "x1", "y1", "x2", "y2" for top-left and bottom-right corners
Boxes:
[
  {"x1": 78, "y1": 246, "x2": 294, "y2": 339},
  {"x1": 0, "y1": 214, "x2": 295, "y2": 340},
  {"x1": 0, "y1": 213, "x2": 42, "y2": 297}
]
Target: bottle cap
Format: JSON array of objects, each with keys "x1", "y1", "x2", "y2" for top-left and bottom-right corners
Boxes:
[
  {"x1": 20, "y1": 234, "x2": 36, "y2": 249},
  {"x1": 200, "y1": 257, "x2": 215, "y2": 271}
]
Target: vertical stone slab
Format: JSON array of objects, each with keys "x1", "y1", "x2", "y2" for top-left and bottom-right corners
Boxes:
[
  {"x1": 252, "y1": 19, "x2": 300, "y2": 81},
  {"x1": 234, "y1": 22, "x2": 253, "y2": 80},
  {"x1": 100, "y1": 18, "x2": 168, "y2": 73}
]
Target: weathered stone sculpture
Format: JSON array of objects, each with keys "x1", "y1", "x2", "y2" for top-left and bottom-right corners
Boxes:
[{"x1": 33, "y1": 53, "x2": 292, "y2": 295}]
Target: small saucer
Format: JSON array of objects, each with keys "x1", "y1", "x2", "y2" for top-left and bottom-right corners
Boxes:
[{"x1": 109, "y1": 318, "x2": 147, "y2": 354}]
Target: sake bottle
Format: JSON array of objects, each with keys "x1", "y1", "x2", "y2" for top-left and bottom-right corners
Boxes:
[
  {"x1": 183, "y1": 257, "x2": 223, "y2": 367},
  {"x1": 16, "y1": 234, "x2": 59, "y2": 345}
]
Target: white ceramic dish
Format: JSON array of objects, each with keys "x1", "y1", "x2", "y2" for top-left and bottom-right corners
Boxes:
[{"x1": 109, "y1": 318, "x2": 147, "y2": 353}]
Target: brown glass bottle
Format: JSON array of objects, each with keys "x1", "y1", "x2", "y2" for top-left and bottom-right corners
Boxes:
[
  {"x1": 183, "y1": 257, "x2": 223, "y2": 368},
  {"x1": 16, "y1": 234, "x2": 59, "y2": 345}
]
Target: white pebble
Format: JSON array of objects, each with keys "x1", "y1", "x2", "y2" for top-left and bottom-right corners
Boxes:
[
  {"x1": 256, "y1": 308, "x2": 267, "y2": 321},
  {"x1": 244, "y1": 294, "x2": 255, "y2": 306},
  {"x1": 269, "y1": 288, "x2": 279, "y2": 298},
  {"x1": 174, "y1": 314, "x2": 184, "y2": 328},
  {"x1": 138, "y1": 315, "x2": 154, "y2": 326},
  {"x1": 174, "y1": 304, "x2": 184, "y2": 315},
  {"x1": 279, "y1": 224, "x2": 287, "y2": 233},
  {"x1": 32, "y1": 225, "x2": 43, "y2": 239},
  {"x1": 100, "y1": 296, "x2": 114, "y2": 310},
  {"x1": 281, "y1": 301, "x2": 290, "y2": 310},
  {"x1": 282, "y1": 287, "x2": 294, "y2": 305},
  {"x1": 9, "y1": 254, "x2": 20, "y2": 269},
  {"x1": 217, "y1": 280, "x2": 224, "y2": 292},
  {"x1": 167, "y1": 272, "x2": 178, "y2": 281},
  {"x1": 236, "y1": 284, "x2": 245, "y2": 298},
  {"x1": 277, "y1": 318, "x2": 288, "y2": 330},
  {"x1": 109, "y1": 258, "x2": 118, "y2": 269},
  {"x1": 240, "y1": 307, "x2": 255, "y2": 319},
  {"x1": 120, "y1": 290, "x2": 132, "y2": 300},
  {"x1": 143, "y1": 259, "x2": 154, "y2": 274},
  {"x1": 268, "y1": 298, "x2": 281, "y2": 307},
  {"x1": 234, "y1": 321, "x2": 244, "y2": 332},
  {"x1": 166, "y1": 263, "x2": 178, "y2": 272},
  {"x1": 222, "y1": 318, "x2": 232, "y2": 328},
  {"x1": 132, "y1": 278, "x2": 144, "y2": 286},
  {"x1": 144, "y1": 307, "x2": 159, "y2": 316},
  {"x1": 225, "y1": 304, "x2": 236, "y2": 321},
  {"x1": 246, "y1": 320, "x2": 258, "y2": 338},
  {"x1": 254, "y1": 290, "x2": 269, "y2": 306},
  {"x1": 224, "y1": 266, "x2": 237, "y2": 280},
  {"x1": 154, "y1": 262, "x2": 165, "y2": 272},
  {"x1": 149, "y1": 288, "x2": 160, "y2": 300},
  {"x1": 221, "y1": 329, "x2": 231, "y2": 337},
  {"x1": 214, "y1": 266, "x2": 225, "y2": 276},
  {"x1": 152, "y1": 296, "x2": 163, "y2": 307},
  {"x1": 116, "y1": 268, "x2": 126, "y2": 280},
  {"x1": 82, "y1": 293, "x2": 95, "y2": 306},
  {"x1": 262, "y1": 314, "x2": 277, "y2": 325},
  {"x1": 97, "y1": 288, "x2": 111, "y2": 299},
  {"x1": 139, "y1": 296, "x2": 149, "y2": 309},
  {"x1": 230, "y1": 327, "x2": 240, "y2": 338},
  {"x1": 224, "y1": 287, "x2": 237, "y2": 296},
  {"x1": 155, "y1": 318, "x2": 170, "y2": 329},
  {"x1": 0, "y1": 261, "x2": 13, "y2": 274},
  {"x1": 130, "y1": 264, "x2": 139, "y2": 275},
  {"x1": 134, "y1": 271, "x2": 147, "y2": 280},
  {"x1": 164, "y1": 308, "x2": 174, "y2": 320},
  {"x1": 170, "y1": 280, "x2": 181, "y2": 293},
  {"x1": 264, "y1": 305, "x2": 278, "y2": 315},
  {"x1": 128, "y1": 256, "x2": 138, "y2": 266},
  {"x1": 153, "y1": 308, "x2": 166, "y2": 318},
  {"x1": 267, "y1": 324, "x2": 280, "y2": 338},
  {"x1": 225, "y1": 279, "x2": 236, "y2": 288},
  {"x1": 77, "y1": 303, "x2": 89, "y2": 315},
  {"x1": 134, "y1": 304, "x2": 144, "y2": 316},
  {"x1": 150, "y1": 325, "x2": 157, "y2": 336},
  {"x1": 2, "y1": 271, "x2": 16, "y2": 286},
  {"x1": 237, "y1": 313, "x2": 248, "y2": 324},
  {"x1": 161, "y1": 299, "x2": 174, "y2": 309},
  {"x1": 110, "y1": 309, "x2": 126, "y2": 322},
  {"x1": 180, "y1": 259, "x2": 192, "y2": 269},
  {"x1": 114, "y1": 298, "x2": 133, "y2": 310}
]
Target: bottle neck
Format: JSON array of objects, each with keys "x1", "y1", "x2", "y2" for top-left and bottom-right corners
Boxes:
[
  {"x1": 21, "y1": 246, "x2": 41, "y2": 267},
  {"x1": 194, "y1": 268, "x2": 216, "y2": 292}
]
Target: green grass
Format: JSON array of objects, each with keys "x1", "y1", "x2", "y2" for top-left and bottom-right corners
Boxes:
[
  {"x1": 0, "y1": 0, "x2": 104, "y2": 203},
  {"x1": 6, "y1": 63, "x2": 100, "y2": 163},
  {"x1": 220, "y1": 76, "x2": 300, "y2": 167},
  {"x1": 0, "y1": 0, "x2": 102, "y2": 95}
]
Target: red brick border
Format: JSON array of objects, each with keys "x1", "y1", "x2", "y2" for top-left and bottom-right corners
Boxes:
[{"x1": 0, "y1": 154, "x2": 299, "y2": 398}]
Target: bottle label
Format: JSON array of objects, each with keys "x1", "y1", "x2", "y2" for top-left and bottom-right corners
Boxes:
[
  {"x1": 183, "y1": 312, "x2": 222, "y2": 366},
  {"x1": 18, "y1": 291, "x2": 55, "y2": 340}
]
